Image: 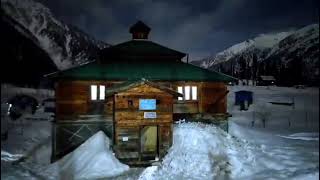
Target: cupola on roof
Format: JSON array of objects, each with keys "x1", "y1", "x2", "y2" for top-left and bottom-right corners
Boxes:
[{"x1": 129, "y1": 21, "x2": 151, "y2": 40}]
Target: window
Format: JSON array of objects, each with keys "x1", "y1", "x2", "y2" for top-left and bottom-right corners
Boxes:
[
  {"x1": 91, "y1": 85, "x2": 97, "y2": 100},
  {"x1": 178, "y1": 86, "x2": 183, "y2": 100},
  {"x1": 184, "y1": 86, "x2": 190, "y2": 100},
  {"x1": 177, "y1": 86, "x2": 198, "y2": 101},
  {"x1": 192, "y1": 86, "x2": 197, "y2": 100},
  {"x1": 134, "y1": 32, "x2": 146, "y2": 39},
  {"x1": 138, "y1": 33, "x2": 145, "y2": 39},
  {"x1": 128, "y1": 100, "x2": 133, "y2": 107},
  {"x1": 91, "y1": 85, "x2": 105, "y2": 100},
  {"x1": 99, "y1": 85, "x2": 105, "y2": 100}
]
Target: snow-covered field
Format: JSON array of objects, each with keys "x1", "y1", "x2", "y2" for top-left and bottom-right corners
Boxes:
[
  {"x1": 226, "y1": 85, "x2": 319, "y2": 179},
  {"x1": 1, "y1": 85, "x2": 319, "y2": 179}
]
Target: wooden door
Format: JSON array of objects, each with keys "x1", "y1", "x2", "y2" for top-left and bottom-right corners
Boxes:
[{"x1": 140, "y1": 126, "x2": 158, "y2": 161}]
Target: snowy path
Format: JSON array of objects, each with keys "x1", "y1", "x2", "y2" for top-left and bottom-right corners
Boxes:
[
  {"x1": 137, "y1": 122, "x2": 318, "y2": 180},
  {"x1": 229, "y1": 122, "x2": 319, "y2": 179},
  {"x1": 225, "y1": 86, "x2": 319, "y2": 179},
  {"x1": 1, "y1": 161, "x2": 43, "y2": 180}
]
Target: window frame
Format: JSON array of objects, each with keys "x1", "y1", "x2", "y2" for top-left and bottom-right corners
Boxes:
[
  {"x1": 177, "y1": 85, "x2": 198, "y2": 102},
  {"x1": 90, "y1": 84, "x2": 106, "y2": 101}
]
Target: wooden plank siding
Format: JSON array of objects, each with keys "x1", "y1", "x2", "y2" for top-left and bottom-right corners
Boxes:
[
  {"x1": 170, "y1": 82, "x2": 228, "y2": 114},
  {"x1": 200, "y1": 82, "x2": 228, "y2": 114},
  {"x1": 55, "y1": 80, "x2": 119, "y2": 120},
  {"x1": 55, "y1": 80, "x2": 228, "y2": 121},
  {"x1": 113, "y1": 84, "x2": 174, "y2": 137},
  {"x1": 113, "y1": 84, "x2": 174, "y2": 162}
]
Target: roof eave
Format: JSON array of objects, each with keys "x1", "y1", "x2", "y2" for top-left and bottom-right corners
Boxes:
[{"x1": 105, "y1": 79, "x2": 183, "y2": 97}]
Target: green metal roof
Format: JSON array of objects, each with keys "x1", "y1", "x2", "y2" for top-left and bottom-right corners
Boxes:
[
  {"x1": 50, "y1": 61, "x2": 237, "y2": 82},
  {"x1": 100, "y1": 40, "x2": 186, "y2": 58}
]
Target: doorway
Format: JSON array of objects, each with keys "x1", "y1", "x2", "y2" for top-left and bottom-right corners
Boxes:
[{"x1": 140, "y1": 126, "x2": 158, "y2": 161}]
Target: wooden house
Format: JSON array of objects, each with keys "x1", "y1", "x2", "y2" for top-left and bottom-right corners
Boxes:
[
  {"x1": 257, "y1": 75, "x2": 276, "y2": 86},
  {"x1": 106, "y1": 79, "x2": 182, "y2": 164},
  {"x1": 48, "y1": 21, "x2": 236, "y2": 164}
]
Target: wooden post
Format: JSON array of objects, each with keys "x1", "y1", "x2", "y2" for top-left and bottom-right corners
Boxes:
[
  {"x1": 112, "y1": 95, "x2": 116, "y2": 146},
  {"x1": 288, "y1": 117, "x2": 291, "y2": 128},
  {"x1": 305, "y1": 111, "x2": 308, "y2": 128},
  {"x1": 157, "y1": 125, "x2": 160, "y2": 159},
  {"x1": 292, "y1": 96, "x2": 295, "y2": 110},
  {"x1": 51, "y1": 121, "x2": 56, "y2": 163},
  {"x1": 138, "y1": 126, "x2": 142, "y2": 162},
  {"x1": 251, "y1": 111, "x2": 255, "y2": 127},
  {"x1": 187, "y1": 54, "x2": 189, "y2": 64}
]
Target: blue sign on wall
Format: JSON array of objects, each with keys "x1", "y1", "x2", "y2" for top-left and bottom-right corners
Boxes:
[{"x1": 139, "y1": 99, "x2": 156, "y2": 110}]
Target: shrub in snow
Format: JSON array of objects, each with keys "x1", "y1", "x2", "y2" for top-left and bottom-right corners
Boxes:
[
  {"x1": 44, "y1": 131, "x2": 129, "y2": 180},
  {"x1": 255, "y1": 102, "x2": 272, "y2": 128}
]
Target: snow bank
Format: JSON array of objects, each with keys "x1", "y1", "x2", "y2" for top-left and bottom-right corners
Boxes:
[
  {"x1": 139, "y1": 122, "x2": 319, "y2": 180},
  {"x1": 1, "y1": 150, "x2": 23, "y2": 162},
  {"x1": 140, "y1": 123, "x2": 260, "y2": 180},
  {"x1": 279, "y1": 132, "x2": 319, "y2": 141},
  {"x1": 1, "y1": 118, "x2": 51, "y2": 164},
  {"x1": 138, "y1": 166, "x2": 159, "y2": 180},
  {"x1": 44, "y1": 131, "x2": 129, "y2": 180},
  {"x1": 292, "y1": 172, "x2": 319, "y2": 180}
]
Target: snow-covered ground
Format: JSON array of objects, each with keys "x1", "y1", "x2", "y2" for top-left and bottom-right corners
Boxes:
[
  {"x1": 25, "y1": 131, "x2": 130, "y2": 180},
  {"x1": 227, "y1": 85, "x2": 319, "y2": 179},
  {"x1": 1, "y1": 85, "x2": 319, "y2": 179}
]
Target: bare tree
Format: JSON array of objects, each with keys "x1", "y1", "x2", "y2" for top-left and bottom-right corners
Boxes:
[{"x1": 227, "y1": 97, "x2": 235, "y2": 113}]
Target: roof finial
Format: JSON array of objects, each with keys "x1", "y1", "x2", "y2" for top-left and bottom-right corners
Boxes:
[{"x1": 129, "y1": 21, "x2": 151, "y2": 40}]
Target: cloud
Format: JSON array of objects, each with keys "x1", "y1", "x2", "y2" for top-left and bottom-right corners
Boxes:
[
  {"x1": 166, "y1": 14, "x2": 214, "y2": 49},
  {"x1": 43, "y1": 0, "x2": 319, "y2": 60}
]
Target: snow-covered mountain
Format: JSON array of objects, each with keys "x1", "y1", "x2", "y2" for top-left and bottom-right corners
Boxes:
[
  {"x1": 2, "y1": 12, "x2": 58, "y2": 88},
  {"x1": 262, "y1": 24, "x2": 319, "y2": 84},
  {"x1": 199, "y1": 32, "x2": 292, "y2": 69},
  {"x1": 194, "y1": 24, "x2": 319, "y2": 86},
  {"x1": 1, "y1": 0, "x2": 109, "y2": 70}
]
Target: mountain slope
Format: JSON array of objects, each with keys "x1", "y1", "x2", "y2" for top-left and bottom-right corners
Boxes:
[
  {"x1": 1, "y1": 12, "x2": 58, "y2": 88},
  {"x1": 261, "y1": 24, "x2": 319, "y2": 85},
  {"x1": 1, "y1": 0, "x2": 109, "y2": 70},
  {"x1": 194, "y1": 24, "x2": 319, "y2": 86},
  {"x1": 199, "y1": 32, "x2": 292, "y2": 69}
]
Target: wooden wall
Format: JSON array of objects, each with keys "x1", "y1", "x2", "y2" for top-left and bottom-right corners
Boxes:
[
  {"x1": 170, "y1": 82, "x2": 228, "y2": 114},
  {"x1": 113, "y1": 84, "x2": 174, "y2": 161},
  {"x1": 55, "y1": 80, "x2": 87, "y2": 120},
  {"x1": 200, "y1": 82, "x2": 228, "y2": 114},
  {"x1": 55, "y1": 80, "x2": 118, "y2": 120},
  {"x1": 114, "y1": 84, "x2": 173, "y2": 125},
  {"x1": 55, "y1": 80, "x2": 228, "y2": 120}
]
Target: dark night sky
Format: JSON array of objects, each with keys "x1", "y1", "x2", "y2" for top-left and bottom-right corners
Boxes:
[{"x1": 41, "y1": 0, "x2": 319, "y2": 61}]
